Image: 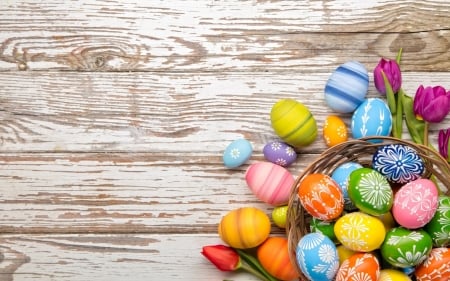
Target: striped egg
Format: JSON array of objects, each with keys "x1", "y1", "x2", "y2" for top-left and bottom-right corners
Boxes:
[
  {"x1": 218, "y1": 207, "x2": 270, "y2": 249},
  {"x1": 270, "y1": 99, "x2": 317, "y2": 148},
  {"x1": 245, "y1": 162, "x2": 295, "y2": 206},
  {"x1": 324, "y1": 61, "x2": 369, "y2": 113}
]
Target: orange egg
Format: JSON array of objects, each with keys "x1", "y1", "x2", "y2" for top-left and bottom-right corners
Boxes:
[
  {"x1": 415, "y1": 247, "x2": 450, "y2": 281},
  {"x1": 323, "y1": 115, "x2": 348, "y2": 147},
  {"x1": 257, "y1": 237, "x2": 299, "y2": 281},
  {"x1": 298, "y1": 173, "x2": 344, "y2": 220},
  {"x1": 218, "y1": 207, "x2": 271, "y2": 249},
  {"x1": 336, "y1": 253, "x2": 380, "y2": 281}
]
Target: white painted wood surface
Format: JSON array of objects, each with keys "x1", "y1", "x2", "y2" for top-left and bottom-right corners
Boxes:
[{"x1": 1, "y1": 1, "x2": 449, "y2": 280}]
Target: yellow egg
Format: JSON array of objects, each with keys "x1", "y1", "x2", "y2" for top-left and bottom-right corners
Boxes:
[
  {"x1": 323, "y1": 115, "x2": 348, "y2": 147},
  {"x1": 336, "y1": 245, "x2": 356, "y2": 266},
  {"x1": 379, "y1": 269, "x2": 412, "y2": 281},
  {"x1": 270, "y1": 99, "x2": 317, "y2": 148},
  {"x1": 334, "y1": 212, "x2": 386, "y2": 252},
  {"x1": 218, "y1": 207, "x2": 271, "y2": 249}
]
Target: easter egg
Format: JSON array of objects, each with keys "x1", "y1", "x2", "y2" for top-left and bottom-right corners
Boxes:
[
  {"x1": 392, "y1": 178, "x2": 439, "y2": 229},
  {"x1": 296, "y1": 232, "x2": 339, "y2": 281},
  {"x1": 415, "y1": 247, "x2": 450, "y2": 281},
  {"x1": 324, "y1": 61, "x2": 369, "y2": 113},
  {"x1": 381, "y1": 227, "x2": 432, "y2": 268},
  {"x1": 298, "y1": 173, "x2": 344, "y2": 220},
  {"x1": 424, "y1": 195, "x2": 450, "y2": 247},
  {"x1": 372, "y1": 144, "x2": 425, "y2": 184},
  {"x1": 334, "y1": 212, "x2": 386, "y2": 252},
  {"x1": 351, "y1": 98, "x2": 392, "y2": 141},
  {"x1": 263, "y1": 141, "x2": 297, "y2": 167},
  {"x1": 336, "y1": 245, "x2": 356, "y2": 266},
  {"x1": 348, "y1": 167, "x2": 393, "y2": 216},
  {"x1": 323, "y1": 115, "x2": 348, "y2": 147},
  {"x1": 270, "y1": 99, "x2": 317, "y2": 148},
  {"x1": 377, "y1": 211, "x2": 397, "y2": 232},
  {"x1": 257, "y1": 237, "x2": 299, "y2": 281},
  {"x1": 218, "y1": 207, "x2": 270, "y2": 249},
  {"x1": 331, "y1": 162, "x2": 363, "y2": 211},
  {"x1": 379, "y1": 269, "x2": 412, "y2": 281},
  {"x1": 336, "y1": 253, "x2": 380, "y2": 281},
  {"x1": 310, "y1": 217, "x2": 337, "y2": 242},
  {"x1": 271, "y1": 205, "x2": 288, "y2": 228},
  {"x1": 245, "y1": 162, "x2": 294, "y2": 206},
  {"x1": 223, "y1": 138, "x2": 252, "y2": 168}
]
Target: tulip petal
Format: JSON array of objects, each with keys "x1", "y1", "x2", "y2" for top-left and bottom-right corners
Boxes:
[{"x1": 423, "y1": 95, "x2": 450, "y2": 123}]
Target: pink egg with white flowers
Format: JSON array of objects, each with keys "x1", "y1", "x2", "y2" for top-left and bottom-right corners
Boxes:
[
  {"x1": 245, "y1": 162, "x2": 294, "y2": 206},
  {"x1": 392, "y1": 178, "x2": 439, "y2": 229}
]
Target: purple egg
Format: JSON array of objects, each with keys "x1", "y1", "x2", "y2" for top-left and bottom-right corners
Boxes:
[{"x1": 263, "y1": 141, "x2": 297, "y2": 167}]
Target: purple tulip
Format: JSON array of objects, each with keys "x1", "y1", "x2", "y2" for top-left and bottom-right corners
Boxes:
[
  {"x1": 373, "y1": 58, "x2": 402, "y2": 94},
  {"x1": 438, "y1": 128, "x2": 450, "y2": 161},
  {"x1": 413, "y1": 85, "x2": 450, "y2": 123}
]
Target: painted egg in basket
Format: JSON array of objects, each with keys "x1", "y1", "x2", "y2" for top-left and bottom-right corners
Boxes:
[
  {"x1": 392, "y1": 178, "x2": 439, "y2": 229},
  {"x1": 324, "y1": 60, "x2": 369, "y2": 113},
  {"x1": 296, "y1": 232, "x2": 339, "y2": 281},
  {"x1": 334, "y1": 211, "x2": 385, "y2": 252},
  {"x1": 348, "y1": 167, "x2": 393, "y2": 216},
  {"x1": 263, "y1": 141, "x2": 297, "y2": 167},
  {"x1": 336, "y1": 252, "x2": 380, "y2": 281},
  {"x1": 372, "y1": 144, "x2": 424, "y2": 184},
  {"x1": 298, "y1": 173, "x2": 344, "y2": 221},
  {"x1": 351, "y1": 98, "x2": 392, "y2": 141},
  {"x1": 380, "y1": 227, "x2": 432, "y2": 268},
  {"x1": 415, "y1": 247, "x2": 450, "y2": 281},
  {"x1": 331, "y1": 161, "x2": 363, "y2": 211},
  {"x1": 379, "y1": 269, "x2": 412, "y2": 281},
  {"x1": 246, "y1": 161, "x2": 294, "y2": 206},
  {"x1": 270, "y1": 99, "x2": 317, "y2": 148},
  {"x1": 424, "y1": 195, "x2": 450, "y2": 247}
]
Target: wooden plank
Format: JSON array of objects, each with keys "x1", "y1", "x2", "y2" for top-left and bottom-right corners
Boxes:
[
  {"x1": 1, "y1": 0, "x2": 449, "y2": 71},
  {"x1": 1, "y1": 71, "x2": 449, "y2": 153},
  {"x1": 0, "y1": 233, "x2": 261, "y2": 281}
]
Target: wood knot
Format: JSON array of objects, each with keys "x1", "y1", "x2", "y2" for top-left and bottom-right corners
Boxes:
[
  {"x1": 94, "y1": 56, "x2": 105, "y2": 68},
  {"x1": 17, "y1": 62, "x2": 27, "y2": 71}
]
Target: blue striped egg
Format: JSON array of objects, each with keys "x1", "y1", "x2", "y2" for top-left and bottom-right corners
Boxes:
[
  {"x1": 351, "y1": 98, "x2": 392, "y2": 142},
  {"x1": 324, "y1": 61, "x2": 369, "y2": 113},
  {"x1": 296, "y1": 232, "x2": 339, "y2": 281}
]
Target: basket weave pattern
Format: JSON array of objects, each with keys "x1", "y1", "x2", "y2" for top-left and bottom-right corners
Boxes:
[{"x1": 286, "y1": 136, "x2": 450, "y2": 280}]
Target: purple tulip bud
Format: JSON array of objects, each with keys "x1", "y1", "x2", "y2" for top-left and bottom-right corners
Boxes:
[
  {"x1": 438, "y1": 128, "x2": 450, "y2": 161},
  {"x1": 373, "y1": 58, "x2": 402, "y2": 94},
  {"x1": 413, "y1": 85, "x2": 450, "y2": 123}
]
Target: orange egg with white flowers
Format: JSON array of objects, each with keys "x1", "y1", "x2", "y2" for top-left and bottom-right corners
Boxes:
[
  {"x1": 415, "y1": 247, "x2": 450, "y2": 281},
  {"x1": 298, "y1": 173, "x2": 344, "y2": 220},
  {"x1": 336, "y1": 253, "x2": 380, "y2": 281},
  {"x1": 323, "y1": 115, "x2": 348, "y2": 147}
]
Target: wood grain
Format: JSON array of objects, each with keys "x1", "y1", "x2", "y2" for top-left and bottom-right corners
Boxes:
[
  {"x1": 1, "y1": 0, "x2": 449, "y2": 71},
  {"x1": 1, "y1": 1, "x2": 450, "y2": 280}
]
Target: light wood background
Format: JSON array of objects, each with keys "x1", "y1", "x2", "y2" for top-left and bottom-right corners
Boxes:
[{"x1": 1, "y1": 1, "x2": 449, "y2": 280}]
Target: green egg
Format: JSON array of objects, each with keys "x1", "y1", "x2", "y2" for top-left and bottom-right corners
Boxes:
[
  {"x1": 348, "y1": 167, "x2": 393, "y2": 216},
  {"x1": 424, "y1": 195, "x2": 450, "y2": 247},
  {"x1": 270, "y1": 99, "x2": 317, "y2": 148},
  {"x1": 310, "y1": 217, "x2": 337, "y2": 242}
]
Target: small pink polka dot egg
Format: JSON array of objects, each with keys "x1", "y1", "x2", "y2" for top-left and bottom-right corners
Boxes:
[
  {"x1": 392, "y1": 178, "x2": 439, "y2": 229},
  {"x1": 263, "y1": 141, "x2": 297, "y2": 167},
  {"x1": 245, "y1": 161, "x2": 294, "y2": 206}
]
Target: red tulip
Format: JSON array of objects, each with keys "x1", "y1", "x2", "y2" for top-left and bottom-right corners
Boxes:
[
  {"x1": 201, "y1": 245, "x2": 240, "y2": 271},
  {"x1": 373, "y1": 58, "x2": 402, "y2": 94},
  {"x1": 438, "y1": 128, "x2": 450, "y2": 161},
  {"x1": 413, "y1": 85, "x2": 450, "y2": 123}
]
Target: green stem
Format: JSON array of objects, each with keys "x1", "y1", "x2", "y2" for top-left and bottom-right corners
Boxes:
[
  {"x1": 423, "y1": 121, "x2": 429, "y2": 147},
  {"x1": 236, "y1": 249, "x2": 279, "y2": 281},
  {"x1": 240, "y1": 261, "x2": 273, "y2": 281},
  {"x1": 395, "y1": 88, "x2": 404, "y2": 138},
  {"x1": 396, "y1": 48, "x2": 403, "y2": 64}
]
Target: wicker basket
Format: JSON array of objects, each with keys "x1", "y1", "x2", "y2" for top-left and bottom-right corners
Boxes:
[{"x1": 286, "y1": 136, "x2": 450, "y2": 281}]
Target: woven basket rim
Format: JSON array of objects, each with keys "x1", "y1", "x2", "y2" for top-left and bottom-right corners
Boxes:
[{"x1": 286, "y1": 136, "x2": 450, "y2": 281}]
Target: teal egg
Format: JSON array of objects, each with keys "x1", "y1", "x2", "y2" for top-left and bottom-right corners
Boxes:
[{"x1": 222, "y1": 139, "x2": 252, "y2": 168}]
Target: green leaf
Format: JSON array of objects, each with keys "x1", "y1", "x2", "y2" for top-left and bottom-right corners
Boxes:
[
  {"x1": 401, "y1": 89, "x2": 425, "y2": 144},
  {"x1": 236, "y1": 249, "x2": 279, "y2": 281},
  {"x1": 382, "y1": 71, "x2": 401, "y2": 138},
  {"x1": 396, "y1": 48, "x2": 403, "y2": 64}
]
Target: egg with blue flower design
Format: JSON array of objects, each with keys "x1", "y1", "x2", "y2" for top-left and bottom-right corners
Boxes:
[{"x1": 372, "y1": 144, "x2": 424, "y2": 184}]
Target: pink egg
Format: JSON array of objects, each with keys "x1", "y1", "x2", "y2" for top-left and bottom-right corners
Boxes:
[
  {"x1": 392, "y1": 179, "x2": 439, "y2": 229},
  {"x1": 245, "y1": 162, "x2": 295, "y2": 206}
]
